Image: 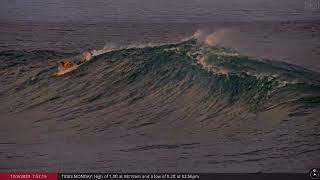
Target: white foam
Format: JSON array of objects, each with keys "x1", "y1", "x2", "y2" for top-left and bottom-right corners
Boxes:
[{"x1": 193, "y1": 29, "x2": 230, "y2": 46}]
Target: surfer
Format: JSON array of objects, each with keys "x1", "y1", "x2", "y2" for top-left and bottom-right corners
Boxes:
[
  {"x1": 58, "y1": 61, "x2": 75, "y2": 71},
  {"x1": 58, "y1": 51, "x2": 93, "y2": 70},
  {"x1": 53, "y1": 50, "x2": 95, "y2": 76}
]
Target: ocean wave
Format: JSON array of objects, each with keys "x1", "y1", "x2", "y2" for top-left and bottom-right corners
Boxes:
[
  {"x1": 0, "y1": 37, "x2": 320, "y2": 121},
  {"x1": 1, "y1": 33, "x2": 320, "y2": 172}
]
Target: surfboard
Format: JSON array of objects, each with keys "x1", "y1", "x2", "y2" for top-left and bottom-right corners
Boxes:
[
  {"x1": 51, "y1": 64, "x2": 80, "y2": 77},
  {"x1": 52, "y1": 54, "x2": 94, "y2": 77}
]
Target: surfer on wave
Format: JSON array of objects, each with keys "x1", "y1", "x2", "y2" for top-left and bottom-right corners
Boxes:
[
  {"x1": 53, "y1": 50, "x2": 94, "y2": 76},
  {"x1": 58, "y1": 51, "x2": 93, "y2": 71}
]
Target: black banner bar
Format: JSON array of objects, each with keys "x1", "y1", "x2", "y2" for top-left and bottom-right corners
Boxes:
[{"x1": 58, "y1": 173, "x2": 310, "y2": 180}]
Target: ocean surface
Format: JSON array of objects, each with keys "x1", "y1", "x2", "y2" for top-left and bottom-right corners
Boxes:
[{"x1": 0, "y1": 0, "x2": 320, "y2": 173}]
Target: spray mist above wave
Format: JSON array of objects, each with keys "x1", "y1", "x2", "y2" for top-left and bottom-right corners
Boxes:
[
  {"x1": 95, "y1": 29, "x2": 226, "y2": 55},
  {"x1": 193, "y1": 29, "x2": 231, "y2": 46}
]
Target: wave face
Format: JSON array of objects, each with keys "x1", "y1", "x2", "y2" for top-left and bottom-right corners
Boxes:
[{"x1": 0, "y1": 39, "x2": 320, "y2": 172}]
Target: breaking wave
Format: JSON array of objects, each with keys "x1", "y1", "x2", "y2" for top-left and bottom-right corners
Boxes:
[{"x1": 1, "y1": 37, "x2": 319, "y2": 118}]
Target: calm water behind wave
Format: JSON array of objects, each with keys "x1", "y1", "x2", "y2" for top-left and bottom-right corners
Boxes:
[{"x1": 1, "y1": 0, "x2": 319, "y2": 23}]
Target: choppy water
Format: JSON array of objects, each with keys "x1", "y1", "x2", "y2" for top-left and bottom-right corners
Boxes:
[{"x1": 0, "y1": 0, "x2": 320, "y2": 173}]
